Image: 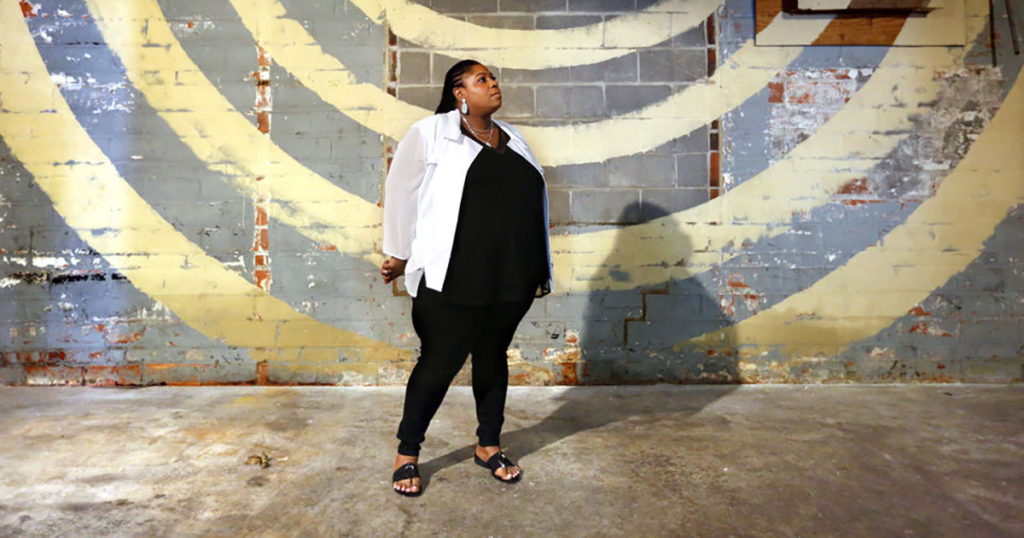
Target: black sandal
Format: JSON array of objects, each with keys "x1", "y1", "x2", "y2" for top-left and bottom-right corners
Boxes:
[
  {"x1": 391, "y1": 462, "x2": 423, "y2": 497},
  {"x1": 474, "y1": 450, "x2": 522, "y2": 483}
]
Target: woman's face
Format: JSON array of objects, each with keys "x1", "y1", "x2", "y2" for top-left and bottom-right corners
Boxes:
[{"x1": 455, "y1": 64, "x2": 502, "y2": 116}]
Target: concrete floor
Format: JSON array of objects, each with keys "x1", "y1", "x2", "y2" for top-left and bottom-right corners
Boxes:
[{"x1": 0, "y1": 385, "x2": 1021, "y2": 537}]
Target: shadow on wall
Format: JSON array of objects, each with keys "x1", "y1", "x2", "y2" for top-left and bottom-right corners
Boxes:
[
  {"x1": 420, "y1": 201, "x2": 740, "y2": 478},
  {"x1": 578, "y1": 201, "x2": 739, "y2": 385}
]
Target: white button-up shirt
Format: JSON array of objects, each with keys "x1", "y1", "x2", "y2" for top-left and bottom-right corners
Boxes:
[{"x1": 382, "y1": 109, "x2": 554, "y2": 298}]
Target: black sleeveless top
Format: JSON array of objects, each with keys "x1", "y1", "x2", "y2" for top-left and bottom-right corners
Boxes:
[{"x1": 421, "y1": 123, "x2": 551, "y2": 305}]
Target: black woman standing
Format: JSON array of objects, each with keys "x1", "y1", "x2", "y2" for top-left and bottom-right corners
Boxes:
[{"x1": 381, "y1": 60, "x2": 554, "y2": 496}]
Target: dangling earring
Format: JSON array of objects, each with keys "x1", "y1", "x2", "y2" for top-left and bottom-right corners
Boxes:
[{"x1": 460, "y1": 98, "x2": 468, "y2": 114}]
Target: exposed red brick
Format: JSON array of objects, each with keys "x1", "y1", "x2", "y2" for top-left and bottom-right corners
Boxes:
[
  {"x1": 256, "y1": 111, "x2": 271, "y2": 134},
  {"x1": 907, "y1": 305, "x2": 931, "y2": 316},
  {"x1": 107, "y1": 331, "x2": 143, "y2": 345},
  {"x1": 85, "y1": 364, "x2": 143, "y2": 386},
  {"x1": 709, "y1": 151, "x2": 720, "y2": 188},
  {"x1": 254, "y1": 206, "x2": 269, "y2": 226},
  {"x1": 253, "y1": 229, "x2": 269, "y2": 251},
  {"x1": 768, "y1": 81, "x2": 785, "y2": 103},
  {"x1": 316, "y1": 244, "x2": 338, "y2": 251},
  {"x1": 257, "y1": 361, "x2": 269, "y2": 385},
  {"x1": 557, "y1": 362, "x2": 578, "y2": 386},
  {"x1": 256, "y1": 44, "x2": 272, "y2": 67},
  {"x1": 706, "y1": 13, "x2": 716, "y2": 45},
  {"x1": 908, "y1": 322, "x2": 952, "y2": 337},
  {"x1": 255, "y1": 269, "x2": 271, "y2": 291},
  {"x1": 837, "y1": 177, "x2": 884, "y2": 206},
  {"x1": 20, "y1": 1, "x2": 37, "y2": 17},
  {"x1": 255, "y1": 254, "x2": 269, "y2": 266},
  {"x1": 186, "y1": 21, "x2": 196, "y2": 29},
  {"x1": 726, "y1": 274, "x2": 749, "y2": 288}
]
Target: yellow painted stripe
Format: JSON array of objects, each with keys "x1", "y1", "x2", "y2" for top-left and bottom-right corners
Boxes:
[
  {"x1": 231, "y1": 0, "x2": 812, "y2": 167},
  {"x1": 84, "y1": 0, "x2": 386, "y2": 267},
  {"x1": 0, "y1": 11, "x2": 403, "y2": 363},
  {"x1": 82, "y1": 0, "x2": 984, "y2": 295},
  {"x1": 80, "y1": 0, "x2": 799, "y2": 293},
  {"x1": 554, "y1": 4, "x2": 990, "y2": 292},
  {"x1": 351, "y1": 0, "x2": 723, "y2": 70},
  {"x1": 677, "y1": 65, "x2": 1024, "y2": 361},
  {"x1": 556, "y1": 47, "x2": 968, "y2": 292}
]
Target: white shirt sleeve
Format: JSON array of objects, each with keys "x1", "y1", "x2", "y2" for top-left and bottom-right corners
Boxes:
[{"x1": 382, "y1": 124, "x2": 427, "y2": 261}]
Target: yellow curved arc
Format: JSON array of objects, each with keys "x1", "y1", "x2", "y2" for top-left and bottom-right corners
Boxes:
[
  {"x1": 83, "y1": 0, "x2": 978, "y2": 295},
  {"x1": 231, "y1": 0, "x2": 807, "y2": 167},
  {"x1": 350, "y1": 0, "x2": 722, "y2": 70},
  {"x1": 677, "y1": 65, "x2": 1024, "y2": 362},
  {"x1": 84, "y1": 0, "x2": 385, "y2": 268},
  {"x1": 0, "y1": 12, "x2": 403, "y2": 364}
]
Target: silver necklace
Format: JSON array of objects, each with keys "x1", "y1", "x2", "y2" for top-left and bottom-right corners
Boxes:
[{"x1": 460, "y1": 113, "x2": 494, "y2": 147}]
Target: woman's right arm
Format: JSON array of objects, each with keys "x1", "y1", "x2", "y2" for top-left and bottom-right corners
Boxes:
[{"x1": 382, "y1": 125, "x2": 428, "y2": 262}]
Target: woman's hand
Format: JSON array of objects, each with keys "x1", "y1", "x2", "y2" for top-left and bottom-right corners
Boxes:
[{"x1": 381, "y1": 256, "x2": 407, "y2": 284}]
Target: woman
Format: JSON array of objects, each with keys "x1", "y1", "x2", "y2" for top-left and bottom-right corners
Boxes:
[{"x1": 380, "y1": 60, "x2": 554, "y2": 497}]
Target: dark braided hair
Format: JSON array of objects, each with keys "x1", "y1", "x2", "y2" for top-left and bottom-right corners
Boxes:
[{"x1": 435, "y1": 60, "x2": 482, "y2": 114}]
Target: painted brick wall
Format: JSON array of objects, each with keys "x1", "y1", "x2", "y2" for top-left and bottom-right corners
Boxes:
[{"x1": 0, "y1": 0, "x2": 1021, "y2": 386}]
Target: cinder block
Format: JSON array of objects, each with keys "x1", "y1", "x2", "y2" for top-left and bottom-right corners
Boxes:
[
  {"x1": 659, "y1": 124, "x2": 710, "y2": 154},
  {"x1": 548, "y1": 188, "x2": 571, "y2": 225},
  {"x1": 570, "y1": 189, "x2": 641, "y2": 224},
  {"x1": 467, "y1": 15, "x2": 535, "y2": 29},
  {"x1": 499, "y1": 66, "x2": 571, "y2": 84},
  {"x1": 399, "y1": 51, "x2": 431, "y2": 85},
  {"x1": 645, "y1": 293, "x2": 714, "y2": 320},
  {"x1": 536, "y1": 85, "x2": 604, "y2": 119},
  {"x1": 544, "y1": 162, "x2": 606, "y2": 188},
  {"x1": 570, "y1": 53, "x2": 638, "y2": 84},
  {"x1": 676, "y1": 153, "x2": 709, "y2": 188},
  {"x1": 535, "y1": 14, "x2": 602, "y2": 30},
  {"x1": 639, "y1": 49, "x2": 706, "y2": 83},
  {"x1": 640, "y1": 188, "x2": 707, "y2": 220},
  {"x1": 605, "y1": 84, "x2": 670, "y2": 115},
  {"x1": 431, "y1": 0, "x2": 499, "y2": 13},
  {"x1": 500, "y1": 0, "x2": 567, "y2": 11},
  {"x1": 607, "y1": 153, "x2": 675, "y2": 187},
  {"x1": 673, "y1": 22, "x2": 708, "y2": 48},
  {"x1": 496, "y1": 85, "x2": 535, "y2": 118},
  {"x1": 397, "y1": 86, "x2": 443, "y2": 111},
  {"x1": 569, "y1": 0, "x2": 636, "y2": 11}
]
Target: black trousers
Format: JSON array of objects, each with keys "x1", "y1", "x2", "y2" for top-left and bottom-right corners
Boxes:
[{"x1": 396, "y1": 280, "x2": 534, "y2": 457}]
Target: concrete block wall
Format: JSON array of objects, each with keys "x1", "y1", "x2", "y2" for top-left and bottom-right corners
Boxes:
[
  {"x1": 388, "y1": 2, "x2": 720, "y2": 227},
  {"x1": 0, "y1": 0, "x2": 1021, "y2": 386}
]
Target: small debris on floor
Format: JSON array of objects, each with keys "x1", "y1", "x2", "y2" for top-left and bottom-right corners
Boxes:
[{"x1": 246, "y1": 451, "x2": 271, "y2": 468}]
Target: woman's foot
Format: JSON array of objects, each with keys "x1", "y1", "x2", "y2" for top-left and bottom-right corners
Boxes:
[
  {"x1": 393, "y1": 454, "x2": 420, "y2": 494},
  {"x1": 476, "y1": 445, "x2": 520, "y2": 481}
]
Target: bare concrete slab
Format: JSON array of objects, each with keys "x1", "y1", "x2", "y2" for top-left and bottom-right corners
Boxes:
[{"x1": 0, "y1": 385, "x2": 1021, "y2": 536}]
